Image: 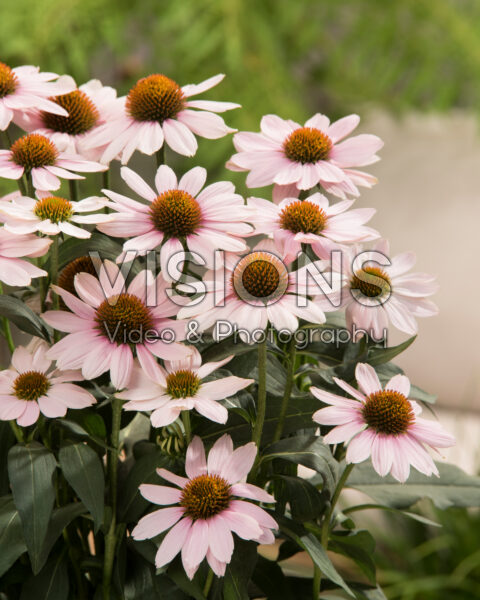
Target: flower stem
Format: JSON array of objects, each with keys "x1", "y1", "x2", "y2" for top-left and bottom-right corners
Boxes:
[
  {"x1": 26, "y1": 173, "x2": 35, "y2": 198},
  {"x1": 203, "y1": 568, "x2": 214, "y2": 597},
  {"x1": 272, "y1": 338, "x2": 297, "y2": 442},
  {"x1": 68, "y1": 180, "x2": 79, "y2": 203},
  {"x1": 102, "y1": 169, "x2": 110, "y2": 190},
  {"x1": 252, "y1": 337, "x2": 267, "y2": 448},
  {"x1": 313, "y1": 463, "x2": 355, "y2": 598},
  {"x1": 103, "y1": 397, "x2": 122, "y2": 600},
  {"x1": 182, "y1": 411, "x2": 192, "y2": 445},
  {"x1": 9, "y1": 421, "x2": 23, "y2": 443},
  {"x1": 155, "y1": 145, "x2": 165, "y2": 168},
  {"x1": 0, "y1": 282, "x2": 15, "y2": 353}
]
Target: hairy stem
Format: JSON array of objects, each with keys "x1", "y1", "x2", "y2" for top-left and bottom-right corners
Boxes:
[{"x1": 272, "y1": 337, "x2": 297, "y2": 442}]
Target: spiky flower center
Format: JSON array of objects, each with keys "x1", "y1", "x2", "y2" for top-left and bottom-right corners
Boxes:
[
  {"x1": 0, "y1": 62, "x2": 17, "y2": 98},
  {"x1": 126, "y1": 74, "x2": 185, "y2": 123},
  {"x1": 166, "y1": 370, "x2": 201, "y2": 398},
  {"x1": 362, "y1": 390, "x2": 414, "y2": 435},
  {"x1": 180, "y1": 474, "x2": 232, "y2": 520},
  {"x1": 13, "y1": 371, "x2": 50, "y2": 401},
  {"x1": 58, "y1": 256, "x2": 98, "y2": 296},
  {"x1": 283, "y1": 127, "x2": 332, "y2": 164},
  {"x1": 232, "y1": 251, "x2": 289, "y2": 304},
  {"x1": 350, "y1": 266, "x2": 392, "y2": 298},
  {"x1": 10, "y1": 134, "x2": 58, "y2": 171},
  {"x1": 34, "y1": 196, "x2": 74, "y2": 223},
  {"x1": 94, "y1": 293, "x2": 154, "y2": 345},
  {"x1": 280, "y1": 200, "x2": 327, "y2": 234},
  {"x1": 42, "y1": 90, "x2": 99, "y2": 135},
  {"x1": 149, "y1": 189, "x2": 202, "y2": 237}
]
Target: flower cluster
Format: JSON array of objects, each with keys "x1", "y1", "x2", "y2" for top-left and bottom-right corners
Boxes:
[{"x1": 0, "y1": 60, "x2": 454, "y2": 596}]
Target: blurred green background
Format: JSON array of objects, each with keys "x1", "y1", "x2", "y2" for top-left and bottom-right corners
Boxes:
[{"x1": 2, "y1": 1, "x2": 480, "y2": 597}]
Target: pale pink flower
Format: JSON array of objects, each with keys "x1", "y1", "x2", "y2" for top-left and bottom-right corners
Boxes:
[
  {"x1": 328, "y1": 239, "x2": 439, "y2": 338},
  {"x1": 178, "y1": 247, "x2": 334, "y2": 341},
  {"x1": 97, "y1": 164, "x2": 252, "y2": 278},
  {"x1": 312, "y1": 362, "x2": 455, "y2": 482},
  {"x1": 14, "y1": 78, "x2": 122, "y2": 161},
  {"x1": 42, "y1": 260, "x2": 191, "y2": 390},
  {"x1": 82, "y1": 73, "x2": 239, "y2": 164},
  {"x1": 0, "y1": 227, "x2": 51, "y2": 286},
  {"x1": 0, "y1": 62, "x2": 75, "y2": 131},
  {"x1": 248, "y1": 192, "x2": 379, "y2": 263},
  {"x1": 0, "y1": 133, "x2": 107, "y2": 191},
  {"x1": 0, "y1": 338, "x2": 96, "y2": 426},
  {"x1": 227, "y1": 114, "x2": 383, "y2": 198},
  {"x1": 0, "y1": 191, "x2": 112, "y2": 238},
  {"x1": 118, "y1": 347, "x2": 253, "y2": 426},
  {"x1": 132, "y1": 435, "x2": 277, "y2": 579}
]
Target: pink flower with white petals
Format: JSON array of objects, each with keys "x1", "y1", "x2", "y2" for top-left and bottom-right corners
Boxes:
[
  {"x1": 14, "y1": 78, "x2": 122, "y2": 161},
  {"x1": 178, "y1": 247, "x2": 335, "y2": 342},
  {"x1": 248, "y1": 192, "x2": 379, "y2": 263},
  {"x1": 132, "y1": 435, "x2": 277, "y2": 579},
  {"x1": 0, "y1": 338, "x2": 96, "y2": 427},
  {"x1": 0, "y1": 62, "x2": 75, "y2": 131},
  {"x1": 0, "y1": 227, "x2": 51, "y2": 286},
  {"x1": 328, "y1": 239, "x2": 439, "y2": 338},
  {"x1": 118, "y1": 347, "x2": 253, "y2": 427},
  {"x1": 312, "y1": 363, "x2": 455, "y2": 482},
  {"x1": 0, "y1": 191, "x2": 112, "y2": 238},
  {"x1": 0, "y1": 133, "x2": 107, "y2": 191},
  {"x1": 97, "y1": 164, "x2": 252, "y2": 277},
  {"x1": 227, "y1": 113, "x2": 383, "y2": 198},
  {"x1": 82, "y1": 73, "x2": 239, "y2": 164},
  {"x1": 42, "y1": 260, "x2": 191, "y2": 390}
]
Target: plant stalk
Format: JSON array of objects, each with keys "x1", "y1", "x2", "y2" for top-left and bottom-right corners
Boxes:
[
  {"x1": 182, "y1": 410, "x2": 192, "y2": 445},
  {"x1": 0, "y1": 282, "x2": 15, "y2": 353},
  {"x1": 155, "y1": 145, "x2": 165, "y2": 167},
  {"x1": 252, "y1": 337, "x2": 267, "y2": 448},
  {"x1": 203, "y1": 568, "x2": 214, "y2": 597},
  {"x1": 69, "y1": 179, "x2": 79, "y2": 203},
  {"x1": 272, "y1": 337, "x2": 297, "y2": 442}
]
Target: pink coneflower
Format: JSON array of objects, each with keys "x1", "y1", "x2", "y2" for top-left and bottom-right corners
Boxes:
[
  {"x1": 248, "y1": 192, "x2": 379, "y2": 263},
  {"x1": 82, "y1": 73, "x2": 239, "y2": 163},
  {"x1": 329, "y1": 239, "x2": 438, "y2": 338},
  {"x1": 0, "y1": 191, "x2": 112, "y2": 238},
  {"x1": 97, "y1": 164, "x2": 252, "y2": 277},
  {"x1": 0, "y1": 62, "x2": 75, "y2": 131},
  {"x1": 227, "y1": 114, "x2": 383, "y2": 198},
  {"x1": 0, "y1": 133, "x2": 107, "y2": 191},
  {"x1": 14, "y1": 78, "x2": 122, "y2": 160},
  {"x1": 178, "y1": 248, "x2": 333, "y2": 341},
  {"x1": 42, "y1": 260, "x2": 191, "y2": 390},
  {"x1": 312, "y1": 362, "x2": 455, "y2": 482},
  {"x1": 0, "y1": 227, "x2": 51, "y2": 286},
  {"x1": 132, "y1": 435, "x2": 277, "y2": 579},
  {"x1": 118, "y1": 347, "x2": 253, "y2": 426},
  {"x1": 0, "y1": 338, "x2": 96, "y2": 426}
]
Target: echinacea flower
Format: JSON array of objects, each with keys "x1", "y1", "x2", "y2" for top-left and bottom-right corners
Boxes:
[
  {"x1": 98, "y1": 164, "x2": 252, "y2": 277},
  {"x1": 132, "y1": 435, "x2": 277, "y2": 579},
  {"x1": 42, "y1": 260, "x2": 191, "y2": 389},
  {"x1": 0, "y1": 62, "x2": 75, "y2": 131},
  {"x1": 0, "y1": 133, "x2": 107, "y2": 191},
  {"x1": 227, "y1": 114, "x2": 383, "y2": 198},
  {"x1": 118, "y1": 347, "x2": 253, "y2": 426},
  {"x1": 178, "y1": 247, "x2": 335, "y2": 341},
  {"x1": 83, "y1": 73, "x2": 239, "y2": 163},
  {"x1": 57, "y1": 255, "x2": 99, "y2": 297},
  {"x1": 248, "y1": 192, "x2": 379, "y2": 263},
  {"x1": 0, "y1": 191, "x2": 112, "y2": 238},
  {"x1": 14, "y1": 78, "x2": 122, "y2": 160},
  {"x1": 329, "y1": 239, "x2": 438, "y2": 338},
  {"x1": 0, "y1": 227, "x2": 51, "y2": 286},
  {"x1": 0, "y1": 338, "x2": 96, "y2": 426},
  {"x1": 312, "y1": 363, "x2": 455, "y2": 482}
]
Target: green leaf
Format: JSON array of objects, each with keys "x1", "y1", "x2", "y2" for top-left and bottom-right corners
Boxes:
[
  {"x1": 0, "y1": 495, "x2": 27, "y2": 576},
  {"x1": 366, "y1": 336, "x2": 416, "y2": 366},
  {"x1": 59, "y1": 442, "x2": 105, "y2": 532},
  {"x1": 8, "y1": 443, "x2": 57, "y2": 574},
  {"x1": 0, "y1": 295, "x2": 50, "y2": 340},
  {"x1": 223, "y1": 539, "x2": 257, "y2": 600},
  {"x1": 273, "y1": 475, "x2": 325, "y2": 521},
  {"x1": 347, "y1": 462, "x2": 480, "y2": 509},
  {"x1": 20, "y1": 554, "x2": 69, "y2": 600},
  {"x1": 261, "y1": 435, "x2": 339, "y2": 497},
  {"x1": 252, "y1": 555, "x2": 294, "y2": 600},
  {"x1": 329, "y1": 530, "x2": 376, "y2": 585},
  {"x1": 0, "y1": 420, "x2": 15, "y2": 495},
  {"x1": 38, "y1": 502, "x2": 86, "y2": 569},
  {"x1": 167, "y1": 557, "x2": 207, "y2": 600},
  {"x1": 200, "y1": 336, "x2": 257, "y2": 363},
  {"x1": 50, "y1": 232, "x2": 124, "y2": 270}
]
